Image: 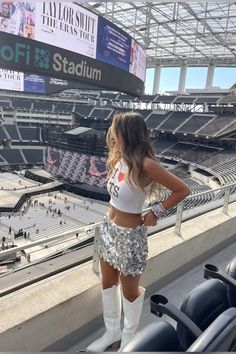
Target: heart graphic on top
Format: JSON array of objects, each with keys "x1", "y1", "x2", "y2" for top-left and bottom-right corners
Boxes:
[{"x1": 118, "y1": 171, "x2": 125, "y2": 182}]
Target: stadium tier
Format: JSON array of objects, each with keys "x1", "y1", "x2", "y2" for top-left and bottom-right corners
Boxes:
[
  {"x1": 0, "y1": 100, "x2": 11, "y2": 108},
  {"x1": 0, "y1": 126, "x2": 8, "y2": 140},
  {"x1": 32, "y1": 101, "x2": 53, "y2": 111},
  {"x1": 90, "y1": 108, "x2": 113, "y2": 119},
  {"x1": 135, "y1": 109, "x2": 152, "y2": 118},
  {"x1": 11, "y1": 98, "x2": 32, "y2": 110},
  {"x1": 153, "y1": 95, "x2": 177, "y2": 104},
  {"x1": 176, "y1": 114, "x2": 215, "y2": 134},
  {"x1": 219, "y1": 95, "x2": 236, "y2": 104},
  {"x1": 163, "y1": 142, "x2": 195, "y2": 158},
  {"x1": 194, "y1": 96, "x2": 222, "y2": 104},
  {"x1": 173, "y1": 96, "x2": 197, "y2": 104},
  {"x1": 134, "y1": 94, "x2": 158, "y2": 102},
  {"x1": 99, "y1": 92, "x2": 119, "y2": 100},
  {"x1": 22, "y1": 149, "x2": 44, "y2": 164},
  {"x1": 74, "y1": 104, "x2": 94, "y2": 117},
  {"x1": 182, "y1": 146, "x2": 219, "y2": 163},
  {"x1": 18, "y1": 127, "x2": 40, "y2": 141},
  {"x1": 53, "y1": 102, "x2": 75, "y2": 113},
  {"x1": 0, "y1": 149, "x2": 25, "y2": 164},
  {"x1": 116, "y1": 93, "x2": 136, "y2": 101},
  {"x1": 157, "y1": 111, "x2": 192, "y2": 131},
  {"x1": 145, "y1": 112, "x2": 171, "y2": 129},
  {"x1": 153, "y1": 138, "x2": 178, "y2": 154},
  {"x1": 4, "y1": 125, "x2": 21, "y2": 140},
  {"x1": 198, "y1": 115, "x2": 236, "y2": 136}
]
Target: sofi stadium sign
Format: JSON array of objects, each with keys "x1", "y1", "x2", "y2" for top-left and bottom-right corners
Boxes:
[
  {"x1": 0, "y1": 35, "x2": 101, "y2": 81},
  {"x1": 0, "y1": 31, "x2": 144, "y2": 96}
]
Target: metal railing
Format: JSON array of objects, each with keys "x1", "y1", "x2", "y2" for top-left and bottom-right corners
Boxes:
[{"x1": 0, "y1": 181, "x2": 236, "y2": 283}]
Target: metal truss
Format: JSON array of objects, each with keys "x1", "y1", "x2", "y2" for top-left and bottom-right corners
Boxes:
[{"x1": 85, "y1": 2, "x2": 236, "y2": 67}]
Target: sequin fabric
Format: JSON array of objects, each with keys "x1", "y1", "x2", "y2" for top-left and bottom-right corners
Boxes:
[{"x1": 98, "y1": 216, "x2": 148, "y2": 276}]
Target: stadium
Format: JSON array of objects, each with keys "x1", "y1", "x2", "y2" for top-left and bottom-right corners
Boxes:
[{"x1": 0, "y1": 1, "x2": 236, "y2": 352}]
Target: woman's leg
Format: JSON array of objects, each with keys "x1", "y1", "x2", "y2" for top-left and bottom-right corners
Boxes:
[
  {"x1": 87, "y1": 259, "x2": 121, "y2": 352},
  {"x1": 119, "y1": 273, "x2": 142, "y2": 301},
  {"x1": 119, "y1": 273, "x2": 146, "y2": 351},
  {"x1": 100, "y1": 257, "x2": 120, "y2": 289}
]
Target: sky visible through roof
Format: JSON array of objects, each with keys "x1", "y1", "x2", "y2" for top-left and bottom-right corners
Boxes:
[{"x1": 145, "y1": 67, "x2": 236, "y2": 94}]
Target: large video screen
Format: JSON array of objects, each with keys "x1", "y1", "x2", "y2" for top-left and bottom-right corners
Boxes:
[
  {"x1": 0, "y1": 69, "x2": 24, "y2": 91},
  {"x1": 44, "y1": 147, "x2": 107, "y2": 188},
  {"x1": 0, "y1": 2, "x2": 146, "y2": 95},
  {"x1": 0, "y1": 68, "x2": 45, "y2": 93}
]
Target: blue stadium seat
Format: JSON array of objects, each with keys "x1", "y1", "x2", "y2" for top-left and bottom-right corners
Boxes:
[
  {"x1": 123, "y1": 256, "x2": 236, "y2": 352},
  {"x1": 123, "y1": 308, "x2": 236, "y2": 352},
  {"x1": 187, "y1": 308, "x2": 236, "y2": 352}
]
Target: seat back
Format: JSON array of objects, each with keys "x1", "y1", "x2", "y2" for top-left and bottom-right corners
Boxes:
[
  {"x1": 226, "y1": 256, "x2": 236, "y2": 307},
  {"x1": 177, "y1": 279, "x2": 228, "y2": 350},
  {"x1": 122, "y1": 321, "x2": 181, "y2": 352},
  {"x1": 187, "y1": 308, "x2": 236, "y2": 352}
]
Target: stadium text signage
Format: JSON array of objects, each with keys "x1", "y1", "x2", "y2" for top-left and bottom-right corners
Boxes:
[{"x1": 0, "y1": 32, "x2": 144, "y2": 96}]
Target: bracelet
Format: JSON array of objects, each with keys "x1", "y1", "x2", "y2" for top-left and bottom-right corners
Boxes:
[{"x1": 151, "y1": 203, "x2": 167, "y2": 218}]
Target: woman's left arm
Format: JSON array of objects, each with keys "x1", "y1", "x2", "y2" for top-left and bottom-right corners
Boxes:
[{"x1": 143, "y1": 158, "x2": 191, "y2": 226}]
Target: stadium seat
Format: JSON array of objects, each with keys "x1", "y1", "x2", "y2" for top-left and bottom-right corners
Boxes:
[
  {"x1": 123, "y1": 308, "x2": 236, "y2": 352},
  {"x1": 123, "y1": 256, "x2": 236, "y2": 352},
  {"x1": 174, "y1": 256, "x2": 236, "y2": 349},
  {"x1": 203, "y1": 256, "x2": 236, "y2": 307},
  {"x1": 122, "y1": 320, "x2": 181, "y2": 352},
  {"x1": 176, "y1": 278, "x2": 228, "y2": 349},
  {"x1": 187, "y1": 308, "x2": 236, "y2": 352}
]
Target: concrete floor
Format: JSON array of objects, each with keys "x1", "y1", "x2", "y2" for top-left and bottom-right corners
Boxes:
[{"x1": 67, "y1": 239, "x2": 236, "y2": 352}]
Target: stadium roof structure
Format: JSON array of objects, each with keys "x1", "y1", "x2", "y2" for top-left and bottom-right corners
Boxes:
[{"x1": 86, "y1": 2, "x2": 236, "y2": 68}]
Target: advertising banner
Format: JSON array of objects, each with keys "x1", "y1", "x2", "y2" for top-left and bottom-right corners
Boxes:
[
  {"x1": 0, "y1": 2, "x2": 35, "y2": 38},
  {"x1": 0, "y1": 68, "x2": 23, "y2": 91},
  {"x1": 35, "y1": 2, "x2": 98, "y2": 59},
  {"x1": 24, "y1": 73, "x2": 45, "y2": 93},
  {"x1": 129, "y1": 39, "x2": 146, "y2": 81},
  {"x1": 96, "y1": 17, "x2": 131, "y2": 72}
]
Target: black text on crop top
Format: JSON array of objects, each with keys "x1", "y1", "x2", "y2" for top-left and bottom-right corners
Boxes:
[{"x1": 107, "y1": 159, "x2": 152, "y2": 214}]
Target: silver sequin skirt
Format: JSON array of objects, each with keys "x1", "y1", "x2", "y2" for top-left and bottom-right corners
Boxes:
[{"x1": 98, "y1": 215, "x2": 148, "y2": 276}]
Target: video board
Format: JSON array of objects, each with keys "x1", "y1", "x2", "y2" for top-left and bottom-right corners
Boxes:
[
  {"x1": 0, "y1": 69, "x2": 45, "y2": 93},
  {"x1": 44, "y1": 147, "x2": 107, "y2": 188},
  {"x1": 0, "y1": 2, "x2": 146, "y2": 96}
]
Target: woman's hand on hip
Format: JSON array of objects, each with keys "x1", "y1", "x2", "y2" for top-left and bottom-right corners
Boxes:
[{"x1": 142, "y1": 211, "x2": 158, "y2": 226}]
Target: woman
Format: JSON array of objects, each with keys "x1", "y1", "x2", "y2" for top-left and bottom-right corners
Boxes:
[{"x1": 87, "y1": 112, "x2": 190, "y2": 352}]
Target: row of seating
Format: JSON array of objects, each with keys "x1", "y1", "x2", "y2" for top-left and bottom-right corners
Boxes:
[
  {"x1": 10, "y1": 99, "x2": 75, "y2": 113},
  {"x1": 155, "y1": 140, "x2": 219, "y2": 163},
  {"x1": 146, "y1": 111, "x2": 236, "y2": 136},
  {"x1": 0, "y1": 125, "x2": 41, "y2": 141},
  {"x1": 201, "y1": 149, "x2": 236, "y2": 186},
  {"x1": 123, "y1": 257, "x2": 236, "y2": 352},
  {"x1": 0, "y1": 148, "x2": 44, "y2": 165},
  {"x1": 5, "y1": 94, "x2": 231, "y2": 107}
]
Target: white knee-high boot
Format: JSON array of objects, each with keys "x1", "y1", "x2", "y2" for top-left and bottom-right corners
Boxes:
[
  {"x1": 87, "y1": 284, "x2": 122, "y2": 352},
  {"x1": 119, "y1": 287, "x2": 146, "y2": 351}
]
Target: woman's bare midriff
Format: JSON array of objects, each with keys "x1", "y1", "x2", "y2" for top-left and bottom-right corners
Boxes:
[{"x1": 108, "y1": 203, "x2": 143, "y2": 228}]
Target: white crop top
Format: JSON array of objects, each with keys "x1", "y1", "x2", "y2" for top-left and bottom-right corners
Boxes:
[{"x1": 107, "y1": 159, "x2": 152, "y2": 214}]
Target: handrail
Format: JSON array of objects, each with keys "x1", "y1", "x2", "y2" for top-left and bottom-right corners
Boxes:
[{"x1": 1, "y1": 181, "x2": 236, "y2": 266}]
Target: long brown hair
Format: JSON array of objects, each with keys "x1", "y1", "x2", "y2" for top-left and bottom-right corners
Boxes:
[{"x1": 106, "y1": 111, "x2": 162, "y2": 197}]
